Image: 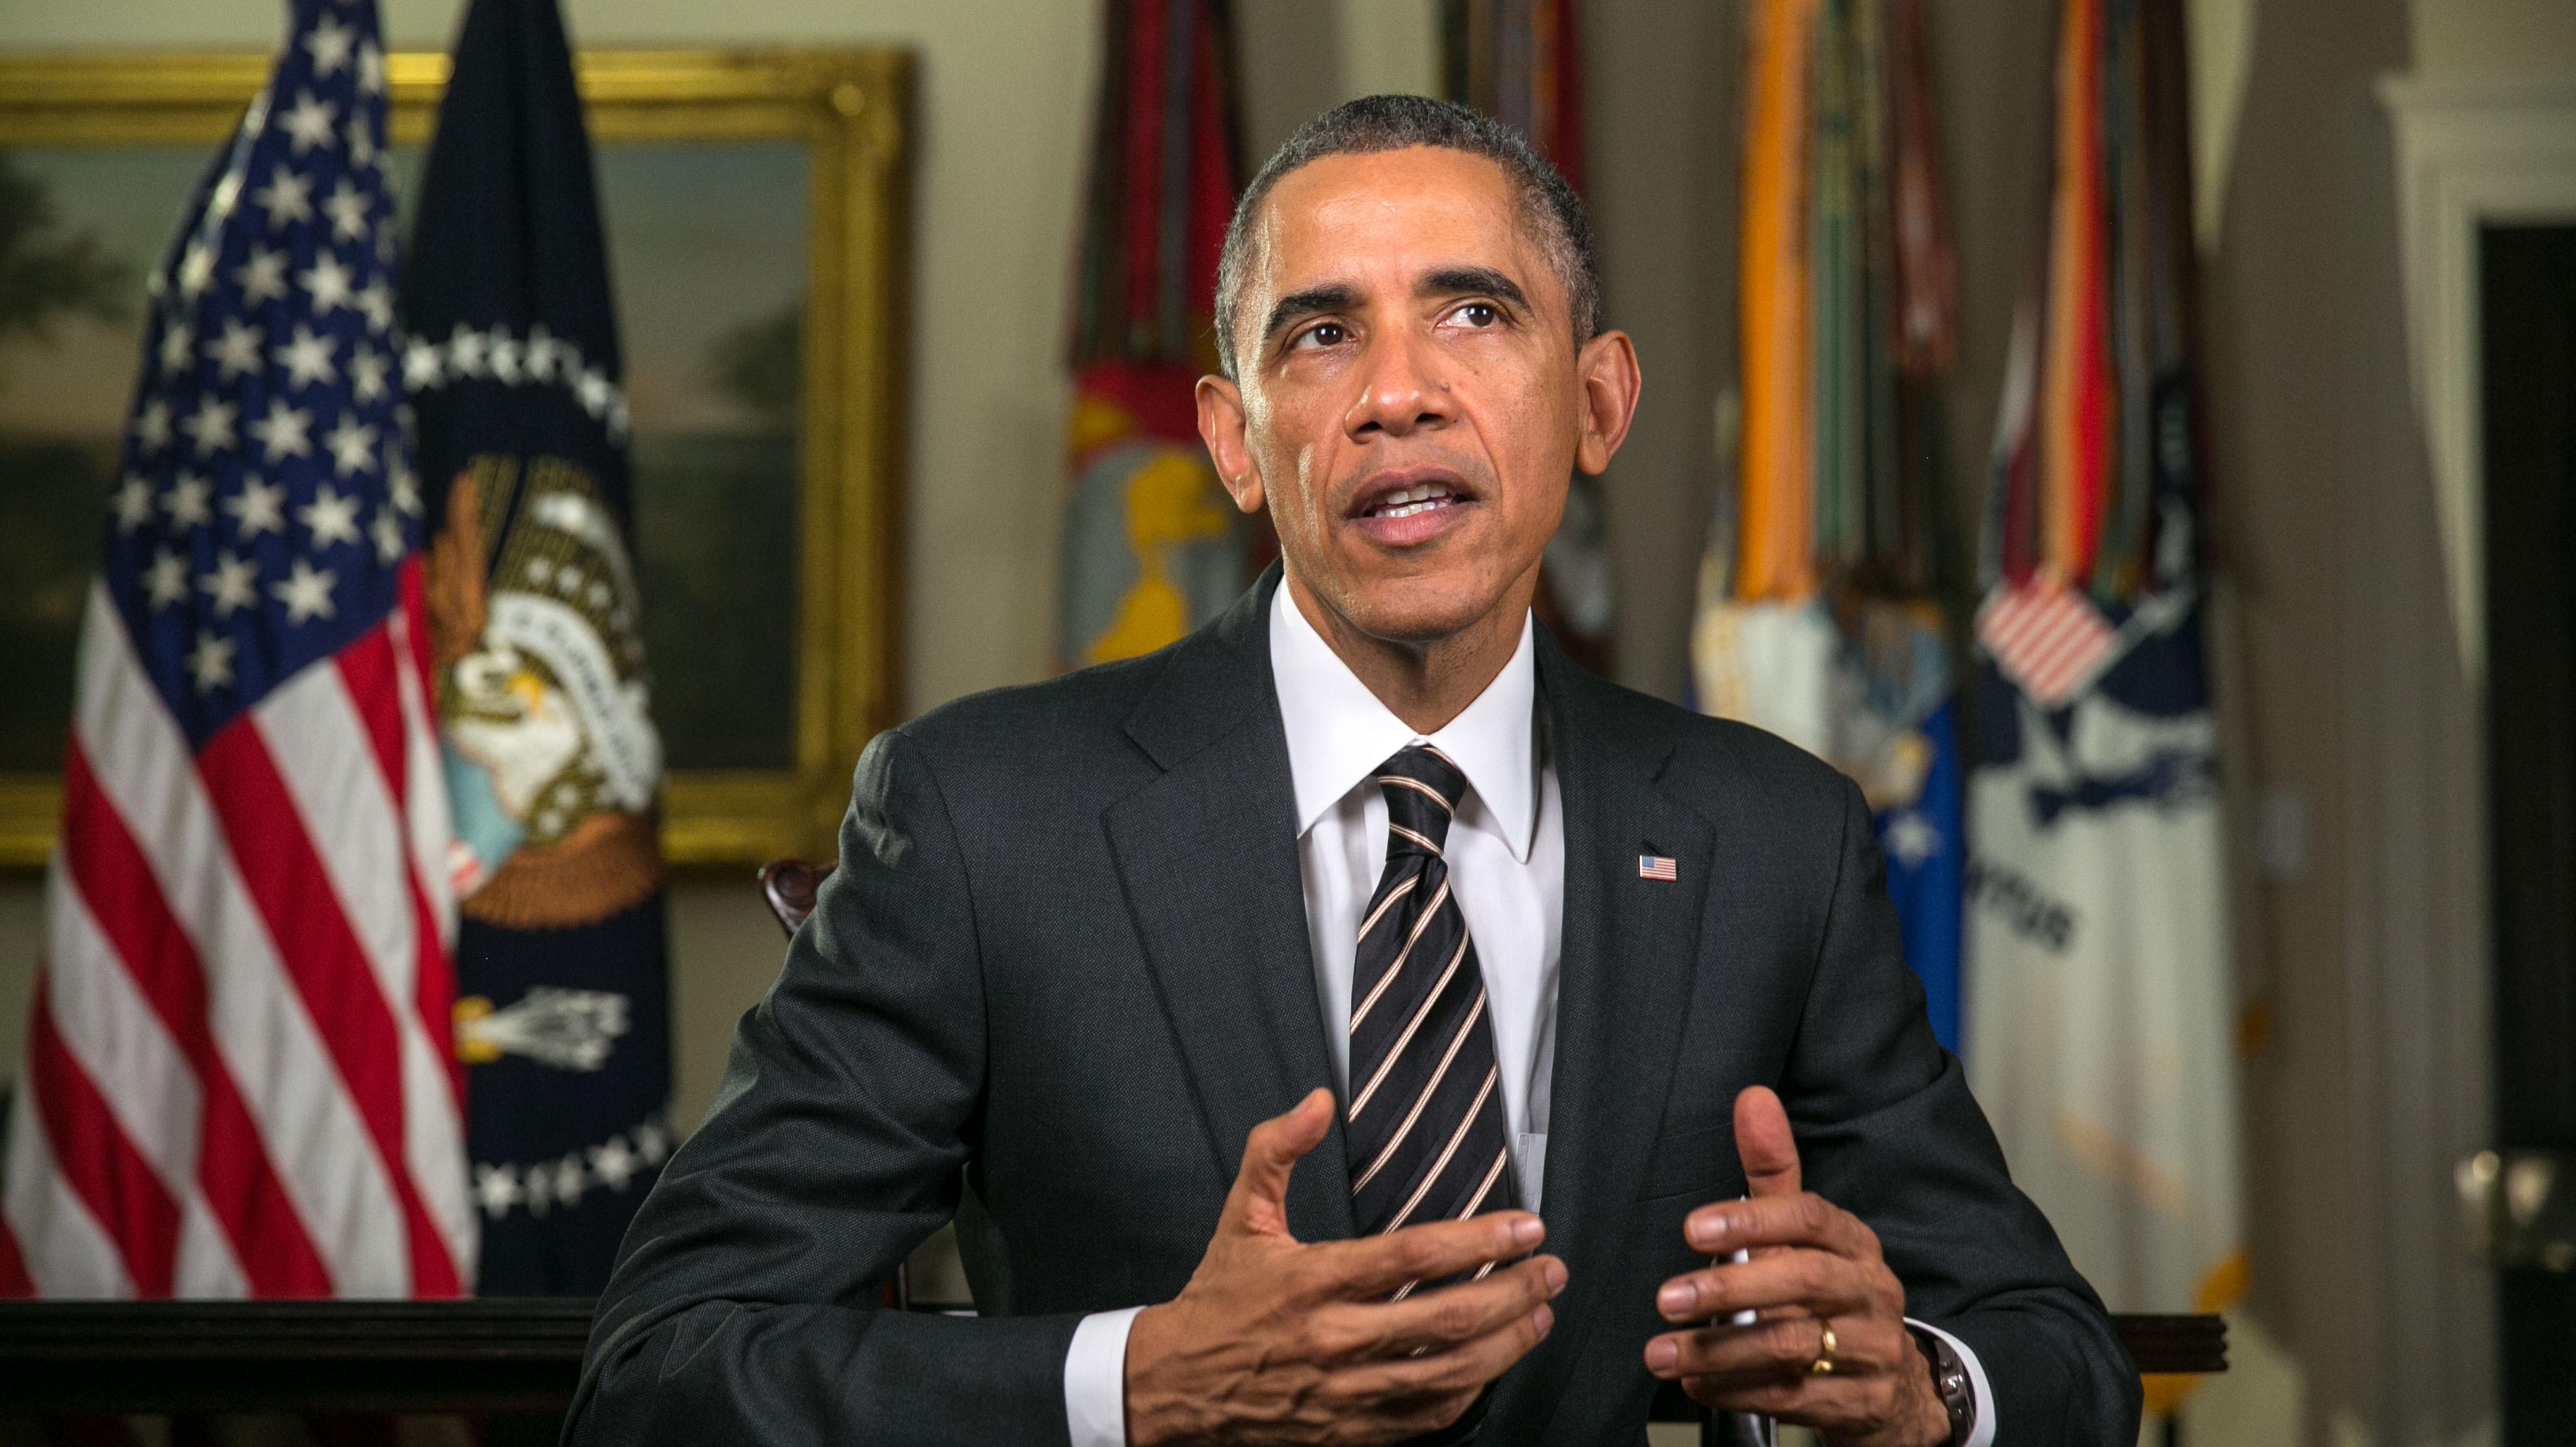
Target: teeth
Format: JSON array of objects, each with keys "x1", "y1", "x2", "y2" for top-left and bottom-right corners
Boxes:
[{"x1": 1373, "y1": 481, "x2": 1456, "y2": 517}]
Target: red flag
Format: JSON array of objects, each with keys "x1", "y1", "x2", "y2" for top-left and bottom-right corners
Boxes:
[{"x1": 1059, "y1": 0, "x2": 1250, "y2": 669}]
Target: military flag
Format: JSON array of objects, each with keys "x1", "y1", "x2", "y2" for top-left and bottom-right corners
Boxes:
[
  {"x1": 1059, "y1": 0, "x2": 1251, "y2": 669},
  {"x1": 1692, "y1": 0, "x2": 1965, "y2": 1048},
  {"x1": 402, "y1": 0, "x2": 673, "y2": 1295},
  {"x1": 1963, "y1": 0, "x2": 2242, "y2": 1415},
  {"x1": 1, "y1": 0, "x2": 474, "y2": 1297},
  {"x1": 1440, "y1": 0, "x2": 1614, "y2": 676}
]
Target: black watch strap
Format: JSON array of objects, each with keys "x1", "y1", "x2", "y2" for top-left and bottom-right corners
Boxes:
[{"x1": 1908, "y1": 1325, "x2": 1974, "y2": 1447}]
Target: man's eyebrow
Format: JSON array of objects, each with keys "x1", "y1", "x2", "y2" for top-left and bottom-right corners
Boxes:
[
  {"x1": 1419, "y1": 265, "x2": 1529, "y2": 310},
  {"x1": 1260, "y1": 284, "x2": 1362, "y2": 346}
]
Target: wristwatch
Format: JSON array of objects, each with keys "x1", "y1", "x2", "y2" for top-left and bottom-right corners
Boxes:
[{"x1": 1908, "y1": 1326, "x2": 1974, "y2": 1447}]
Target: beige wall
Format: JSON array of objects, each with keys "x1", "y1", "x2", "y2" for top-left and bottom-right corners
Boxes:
[{"x1": 2412, "y1": 0, "x2": 2576, "y2": 77}]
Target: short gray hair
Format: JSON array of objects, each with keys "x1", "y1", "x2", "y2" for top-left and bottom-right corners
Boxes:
[{"x1": 1212, "y1": 94, "x2": 1600, "y2": 381}]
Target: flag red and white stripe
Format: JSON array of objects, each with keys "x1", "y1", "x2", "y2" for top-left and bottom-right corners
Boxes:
[
  {"x1": 1, "y1": 568, "x2": 471, "y2": 1299},
  {"x1": 1976, "y1": 577, "x2": 2118, "y2": 708}
]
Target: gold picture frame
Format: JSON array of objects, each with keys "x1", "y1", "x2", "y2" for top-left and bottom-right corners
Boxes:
[{"x1": 0, "y1": 48, "x2": 910, "y2": 867}]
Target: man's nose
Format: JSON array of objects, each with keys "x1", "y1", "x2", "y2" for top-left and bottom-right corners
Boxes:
[{"x1": 1340, "y1": 329, "x2": 1455, "y2": 441}]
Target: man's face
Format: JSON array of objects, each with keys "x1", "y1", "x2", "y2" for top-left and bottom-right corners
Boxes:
[{"x1": 1198, "y1": 146, "x2": 1637, "y2": 646}]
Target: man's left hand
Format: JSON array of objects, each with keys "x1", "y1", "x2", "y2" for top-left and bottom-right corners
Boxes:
[{"x1": 1642, "y1": 1086, "x2": 1953, "y2": 1447}]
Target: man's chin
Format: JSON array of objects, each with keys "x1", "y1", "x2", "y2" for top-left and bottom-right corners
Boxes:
[{"x1": 1319, "y1": 575, "x2": 1519, "y2": 647}]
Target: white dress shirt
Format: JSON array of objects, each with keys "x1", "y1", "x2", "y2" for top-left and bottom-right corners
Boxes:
[{"x1": 1062, "y1": 587, "x2": 1992, "y2": 1447}]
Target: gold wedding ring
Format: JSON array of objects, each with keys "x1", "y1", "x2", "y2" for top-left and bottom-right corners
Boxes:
[{"x1": 1808, "y1": 1321, "x2": 1838, "y2": 1376}]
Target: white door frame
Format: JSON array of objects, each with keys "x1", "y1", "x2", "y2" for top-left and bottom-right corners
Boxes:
[{"x1": 2367, "y1": 69, "x2": 2576, "y2": 1445}]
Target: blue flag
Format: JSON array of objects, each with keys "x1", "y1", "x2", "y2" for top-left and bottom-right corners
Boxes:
[
  {"x1": 401, "y1": 0, "x2": 671, "y2": 1295},
  {"x1": 1873, "y1": 699, "x2": 1962, "y2": 1051}
]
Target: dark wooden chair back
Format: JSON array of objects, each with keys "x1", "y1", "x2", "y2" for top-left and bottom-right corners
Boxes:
[{"x1": 758, "y1": 858, "x2": 837, "y2": 936}]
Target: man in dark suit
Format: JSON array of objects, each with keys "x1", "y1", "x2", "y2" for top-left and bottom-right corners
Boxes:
[{"x1": 570, "y1": 96, "x2": 2138, "y2": 1446}]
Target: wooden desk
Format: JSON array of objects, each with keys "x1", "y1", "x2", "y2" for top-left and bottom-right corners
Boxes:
[{"x1": 0, "y1": 1300, "x2": 2223, "y2": 1416}]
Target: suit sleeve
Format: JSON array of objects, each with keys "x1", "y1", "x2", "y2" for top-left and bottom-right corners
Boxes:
[
  {"x1": 565, "y1": 728, "x2": 1084, "y2": 1447},
  {"x1": 1784, "y1": 775, "x2": 2143, "y2": 1444}
]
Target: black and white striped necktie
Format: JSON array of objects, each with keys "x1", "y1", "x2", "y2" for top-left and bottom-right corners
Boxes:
[{"x1": 1345, "y1": 744, "x2": 1514, "y2": 1290}]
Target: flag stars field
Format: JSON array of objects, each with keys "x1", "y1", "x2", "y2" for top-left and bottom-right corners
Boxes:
[
  {"x1": 207, "y1": 319, "x2": 265, "y2": 379},
  {"x1": 299, "y1": 483, "x2": 364, "y2": 547},
  {"x1": 235, "y1": 246, "x2": 290, "y2": 304},
  {"x1": 276, "y1": 325, "x2": 338, "y2": 388},
  {"x1": 199, "y1": 554, "x2": 261, "y2": 619},
  {"x1": 131, "y1": 399, "x2": 172, "y2": 450},
  {"x1": 325, "y1": 179, "x2": 370, "y2": 240},
  {"x1": 248, "y1": 399, "x2": 312, "y2": 461},
  {"x1": 349, "y1": 345, "x2": 388, "y2": 400},
  {"x1": 305, "y1": 16, "x2": 355, "y2": 75},
  {"x1": 271, "y1": 559, "x2": 338, "y2": 625},
  {"x1": 159, "y1": 320, "x2": 195, "y2": 372},
  {"x1": 161, "y1": 474, "x2": 213, "y2": 529},
  {"x1": 185, "y1": 631, "x2": 237, "y2": 694},
  {"x1": 113, "y1": 476, "x2": 154, "y2": 532},
  {"x1": 256, "y1": 165, "x2": 313, "y2": 228},
  {"x1": 224, "y1": 476, "x2": 288, "y2": 538},
  {"x1": 278, "y1": 90, "x2": 338, "y2": 152},
  {"x1": 179, "y1": 399, "x2": 237, "y2": 455},
  {"x1": 302, "y1": 253, "x2": 355, "y2": 313},
  {"x1": 323, "y1": 417, "x2": 378, "y2": 476}
]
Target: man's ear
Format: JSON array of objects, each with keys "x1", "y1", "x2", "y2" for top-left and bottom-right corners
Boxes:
[
  {"x1": 1198, "y1": 373, "x2": 1267, "y2": 515},
  {"x1": 1572, "y1": 328, "x2": 1643, "y2": 477}
]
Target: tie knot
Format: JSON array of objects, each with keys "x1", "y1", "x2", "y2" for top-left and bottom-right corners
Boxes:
[{"x1": 1375, "y1": 745, "x2": 1463, "y2": 854}]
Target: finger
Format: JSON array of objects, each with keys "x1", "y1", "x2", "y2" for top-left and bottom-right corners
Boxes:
[
  {"x1": 1681, "y1": 1373, "x2": 1831, "y2": 1418},
  {"x1": 1681, "y1": 1191, "x2": 1883, "y2": 1262},
  {"x1": 1733, "y1": 1085, "x2": 1801, "y2": 1198},
  {"x1": 1308, "y1": 1211, "x2": 1547, "y2": 1299},
  {"x1": 1646, "y1": 1311, "x2": 1908, "y2": 1385},
  {"x1": 1651, "y1": 1249, "x2": 1883, "y2": 1324},
  {"x1": 1325, "y1": 1254, "x2": 1566, "y2": 1357},
  {"x1": 1328, "y1": 1299, "x2": 1557, "y2": 1405},
  {"x1": 1222, "y1": 1087, "x2": 1336, "y2": 1239}
]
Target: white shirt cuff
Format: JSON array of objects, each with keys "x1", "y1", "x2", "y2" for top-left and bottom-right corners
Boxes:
[
  {"x1": 1064, "y1": 1305, "x2": 1147, "y2": 1447},
  {"x1": 1903, "y1": 1318, "x2": 1997, "y2": 1447}
]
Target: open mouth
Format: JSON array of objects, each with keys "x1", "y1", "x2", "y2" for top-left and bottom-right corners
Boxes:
[{"x1": 1352, "y1": 472, "x2": 1477, "y2": 521}]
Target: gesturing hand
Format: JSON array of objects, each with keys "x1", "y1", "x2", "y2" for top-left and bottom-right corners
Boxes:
[
  {"x1": 1643, "y1": 1087, "x2": 1952, "y2": 1447},
  {"x1": 1123, "y1": 1088, "x2": 1566, "y2": 1446}
]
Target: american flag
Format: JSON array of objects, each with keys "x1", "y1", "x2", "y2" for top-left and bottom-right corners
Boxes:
[
  {"x1": 1975, "y1": 576, "x2": 2119, "y2": 709},
  {"x1": 0, "y1": 0, "x2": 474, "y2": 1298},
  {"x1": 1637, "y1": 855, "x2": 1678, "y2": 882}
]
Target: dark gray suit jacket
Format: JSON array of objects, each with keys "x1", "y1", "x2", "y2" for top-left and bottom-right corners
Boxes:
[{"x1": 569, "y1": 569, "x2": 2140, "y2": 1444}]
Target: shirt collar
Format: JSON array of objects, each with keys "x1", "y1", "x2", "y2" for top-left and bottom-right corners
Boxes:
[{"x1": 1268, "y1": 582, "x2": 1540, "y2": 862}]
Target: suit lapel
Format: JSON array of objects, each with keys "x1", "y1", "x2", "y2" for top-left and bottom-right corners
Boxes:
[
  {"x1": 1486, "y1": 639, "x2": 1717, "y2": 1439},
  {"x1": 1103, "y1": 569, "x2": 1358, "y2": 1243}
]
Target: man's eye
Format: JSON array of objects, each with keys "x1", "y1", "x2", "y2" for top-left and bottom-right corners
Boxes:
[
  {"x1": 1451, "y1": 302, "x2": 1501, "y2": 328},
  {"x1": 1291, "y1": 322, "x2": 1347, "y2": 350}
]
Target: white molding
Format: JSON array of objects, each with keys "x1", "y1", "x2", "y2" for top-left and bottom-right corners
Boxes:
[{"x1": 2378, "y1": 72, "x2": 2576, "y2": 686}]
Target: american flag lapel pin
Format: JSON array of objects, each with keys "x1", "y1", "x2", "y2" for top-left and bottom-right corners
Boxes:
[{"x1": 1638, "y1": 854, "x2": 1678, "y2": 882}]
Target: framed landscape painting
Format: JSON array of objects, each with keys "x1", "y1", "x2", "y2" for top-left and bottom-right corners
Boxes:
[{"x1": 0, "y1": 48, "x2": 909, "y2": 865}]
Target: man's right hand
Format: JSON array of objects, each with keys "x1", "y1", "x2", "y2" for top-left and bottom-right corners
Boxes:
[{"x1": 1123, "y1": 1088, "x2": 1566, "y2": 1446}]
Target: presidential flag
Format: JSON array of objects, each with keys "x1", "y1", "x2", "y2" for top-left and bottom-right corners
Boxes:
[
  {"x1": 1965, "y1": 0, "x2": 2242, "y2": 1414},
  {"x1": 403, "y1": 0, "x2": 673, "y2": 1295},
  {"x1": 1, "y1": 0, "x2": 474, "y2": 1298}
]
